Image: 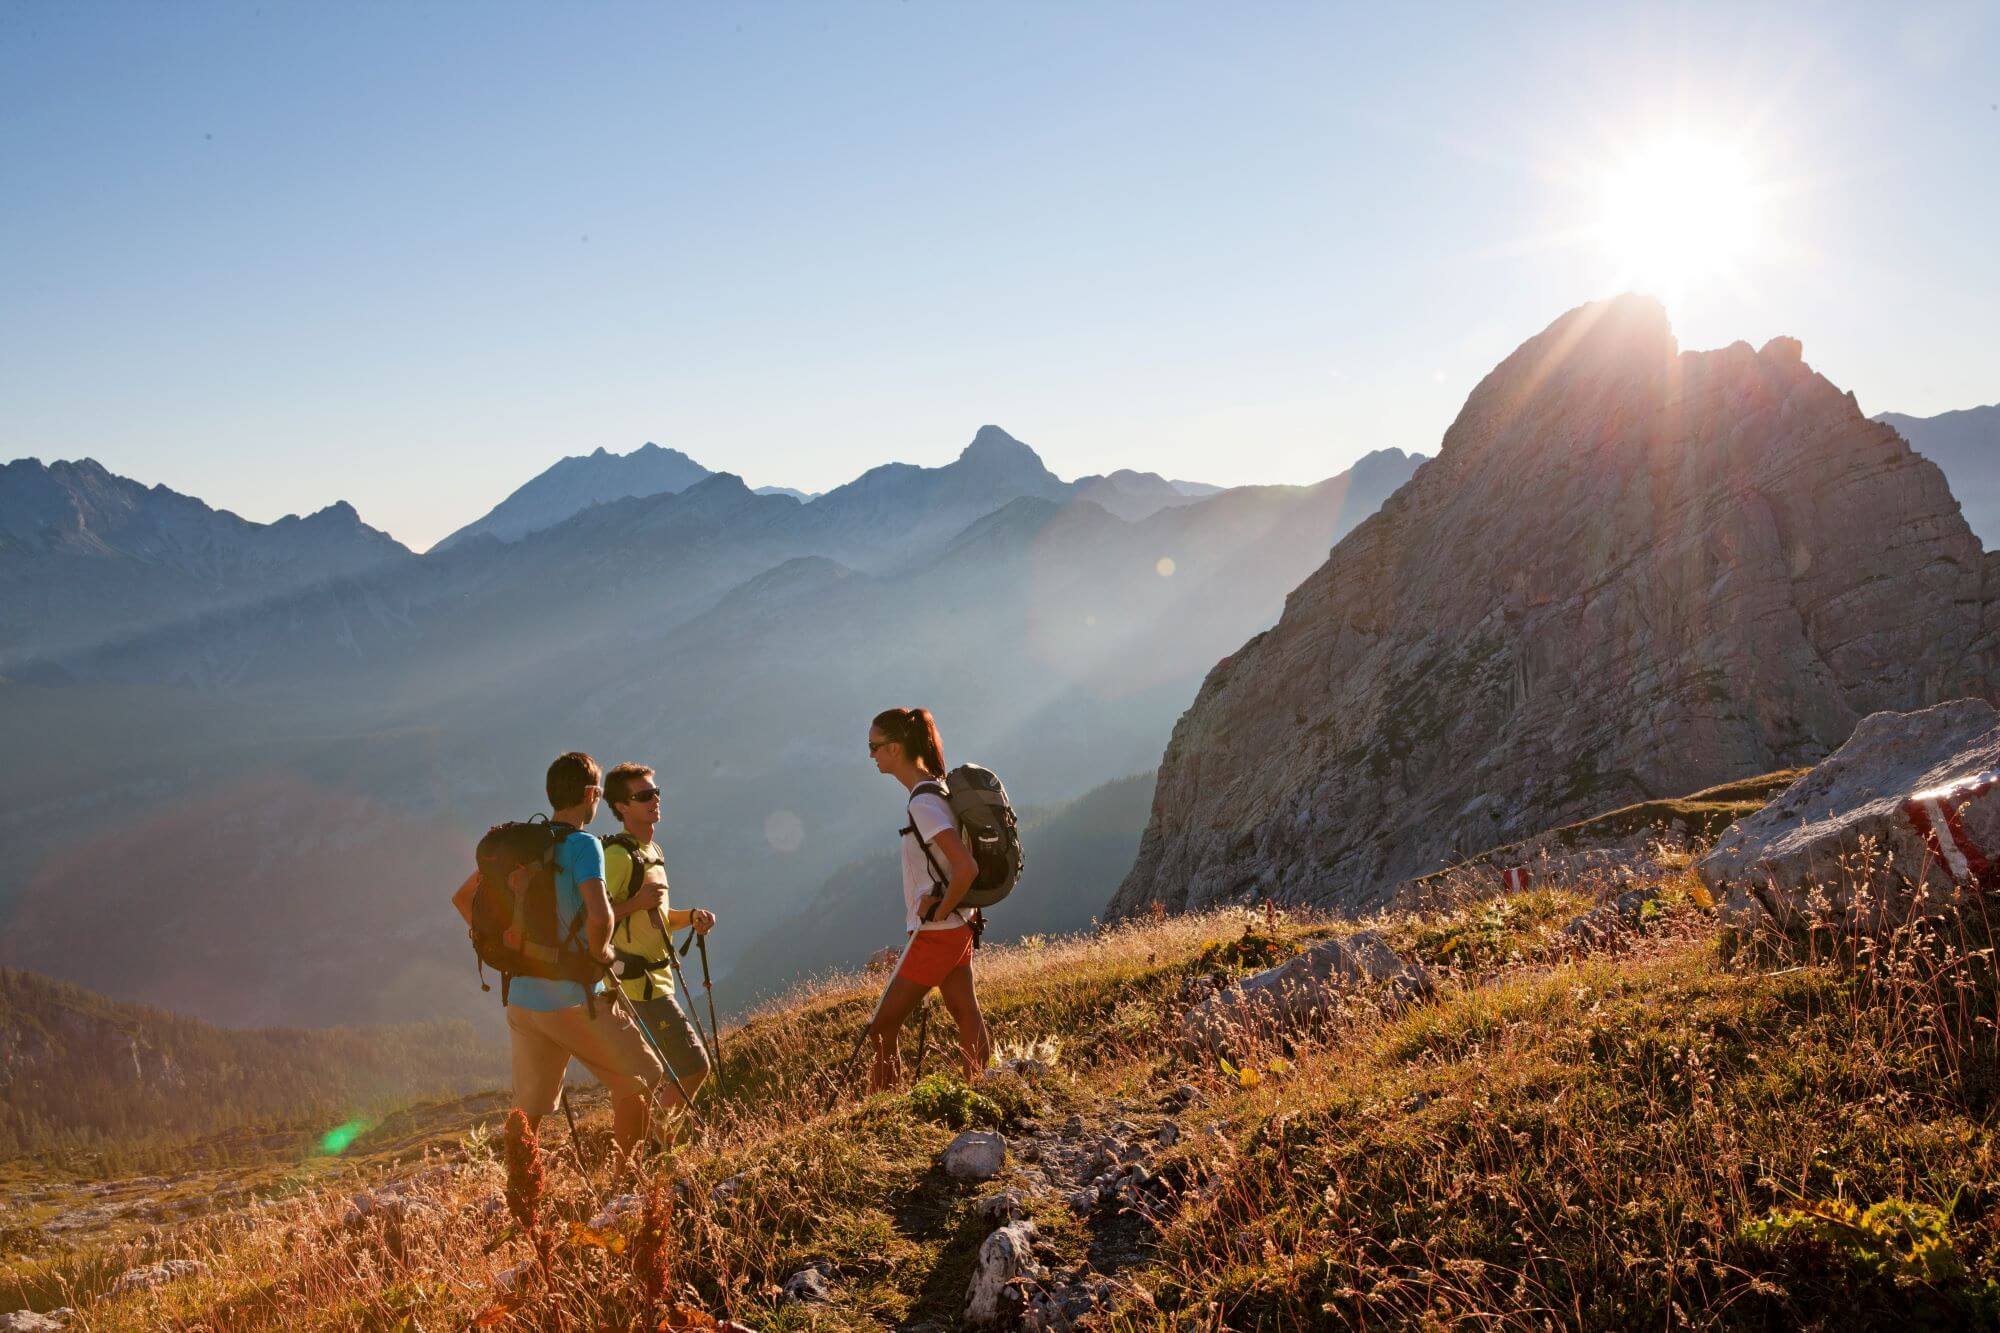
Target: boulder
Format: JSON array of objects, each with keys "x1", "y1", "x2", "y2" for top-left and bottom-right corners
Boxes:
[
  {"x1": 1180, "y1": 930, "x2": 1430, "y2": 1053},
  {"x1": 975, "y1": 1190, "x2": 1028, "y2": 1224},
  {"x1": 943, "y1": 1131, "x2": 1007, "y2": 1182},
  {"x1": 780, "y1": 1267, "x2": 833, "y2": 1305},
  {"x1": 0, "y1": 1312, "x2": 68, "y2": 1332},
  {"x1": 110, "y1": 1259, "x2": 206, "y2": 1294},
  {"x1": 964, "y1": 1221, "x2": 1041, "y2": 1328},
  {"x1": 1699, "y1": 700, "x2": 2000, "y2": 927}
]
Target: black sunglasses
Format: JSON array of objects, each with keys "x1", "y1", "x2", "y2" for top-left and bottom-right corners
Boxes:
[
  {"x1": 867, "y1": 740, "x2": 892, "y2": 754},
  {"x1": 626, "y1": 787, "x2": 661, "y2": 802}
]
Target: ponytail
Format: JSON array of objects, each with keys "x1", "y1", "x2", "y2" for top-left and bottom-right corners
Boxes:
[{"x1": 872, "y1": 706, "x2": 947, "y2": 776}]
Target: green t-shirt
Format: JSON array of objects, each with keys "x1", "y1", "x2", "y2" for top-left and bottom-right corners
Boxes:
[{"x1": 604, "y1": 839, "x2": 674, "y2": 999}]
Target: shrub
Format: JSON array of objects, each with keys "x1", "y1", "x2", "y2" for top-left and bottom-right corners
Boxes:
[{"x1": 905, "y1": 1074, "x2": 1003, "y2": 1130}]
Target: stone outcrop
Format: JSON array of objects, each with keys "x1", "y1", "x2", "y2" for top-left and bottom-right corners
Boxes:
[
  {"x1": 1180, "y1": 931, "x2": 1429, "y2": 1054},
  {"x1": 1698, "y1": 699, "x2": 2000, "y2": 926},
  {"x1": 1111, "y1": 296, "x2": 2000, "y2": 919}
]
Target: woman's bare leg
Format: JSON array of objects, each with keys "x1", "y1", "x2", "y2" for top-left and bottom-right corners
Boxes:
[
  {"x1": 866, "y1": 977, "x2": 928, "y2": 1093},
  {"x1": 935, "y1": 963, "x2": 991, "y2": 1078}
]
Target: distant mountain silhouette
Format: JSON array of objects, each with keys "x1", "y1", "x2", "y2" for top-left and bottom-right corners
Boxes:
[
  {"x1": 433, "y1": 441, "x2": 714, "y2": 551},
  {"x1": 0, "y1": 457, "x2": 409, "y2": 670},
  {"x1": 1072, "y1": 469, "x2": 1201, "y2": 521},
  {"x1": 1875, "y1": 405, "x2": 2000, "y2": 547}
]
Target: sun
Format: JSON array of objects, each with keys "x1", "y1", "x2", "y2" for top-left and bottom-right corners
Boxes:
[{"x1": 1596, "y1": 133, "x2": 1762, "y2": 297}]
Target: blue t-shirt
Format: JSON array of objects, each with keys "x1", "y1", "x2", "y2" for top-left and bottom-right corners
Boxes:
[{"x1": 505, "y1": 829, "x2": 608, "y2": 1012}]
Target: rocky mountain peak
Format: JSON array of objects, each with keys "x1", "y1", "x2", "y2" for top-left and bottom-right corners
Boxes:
[
  {"x1": 1109, "y1": 298, "x2": 1999, "y2": 921},
  {"x1": 958, "y1": 425, "x2": 1054, "y2": 476},
  {"x1": 432, "y1": 440, "x2": 715, "y2": 551}
]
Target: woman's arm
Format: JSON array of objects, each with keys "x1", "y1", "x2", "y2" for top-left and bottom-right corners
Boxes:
[{"x1": 920, "y1": 827, "x2": 979, "y2": 919}]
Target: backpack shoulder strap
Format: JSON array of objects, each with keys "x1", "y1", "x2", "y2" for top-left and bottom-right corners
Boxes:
[{"x1": 904, "y1": 782, "x2": 951, "y2": 891}]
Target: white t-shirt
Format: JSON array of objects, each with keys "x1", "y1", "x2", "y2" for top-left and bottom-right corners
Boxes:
[{"x1": 902, "y1": 786, "x2": 967, "y2": 933}]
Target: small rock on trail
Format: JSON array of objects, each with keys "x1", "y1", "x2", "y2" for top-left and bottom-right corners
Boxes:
[{"x1": 944, "y1": 1130, "x2": 1007, "y2": 1182}]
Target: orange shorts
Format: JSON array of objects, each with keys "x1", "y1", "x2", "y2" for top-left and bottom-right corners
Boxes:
[{"x1": 896, "y1": 926, "x2": 973, "y2": 988}]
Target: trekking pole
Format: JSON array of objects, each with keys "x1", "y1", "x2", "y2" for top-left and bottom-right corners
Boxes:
[
  {"x1": 661, "y1": 927, "x2": 719, "y2": 1093},
  {"x1": 911, "y1": 996, "x2": 935, "y2": 1079},
  {"x1": 557, "y1": 1088, "x2": 594, "y2": 1178},
  {"x1": 600, "y1": 968, "x2": 705, "y2": 1130},
  {"x1": 694, "y1": 934, "x2": 726, "y2": 1099}
]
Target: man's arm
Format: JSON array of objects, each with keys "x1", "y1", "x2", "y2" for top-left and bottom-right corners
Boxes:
[
  {"x1": 580, "y1": 877, "x2": 614, "y2": 960},
  {"x1": 450, "y1": 870, "x2": 480, "y2": 929},
  {"x1": 613, "y1": 868, "x2": 665, "y2": 921}
]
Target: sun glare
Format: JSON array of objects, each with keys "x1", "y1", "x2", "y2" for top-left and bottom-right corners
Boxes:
[{"x1": 1596, "y1": 134, "x2": 1762, "y2": 296}]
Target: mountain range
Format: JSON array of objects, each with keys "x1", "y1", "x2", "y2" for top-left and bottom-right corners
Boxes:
[
  {"x1": 6, "y1": 324, "x2": 1989, "y2": 1032},
  {"x1": 0, "y1": 458, "x2": 409, "y2": 671},
  {"x1": 0, "y1": 427, "x2": 1421, "y2": 1029}
]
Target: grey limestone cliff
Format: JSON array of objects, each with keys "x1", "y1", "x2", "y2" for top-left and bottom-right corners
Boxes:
[{"x1": 1109, "y1": 296, "x2": 2000, "y2": 919}]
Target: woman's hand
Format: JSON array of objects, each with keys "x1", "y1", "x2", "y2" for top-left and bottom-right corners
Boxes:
[{"x1": 917, "y1": 890, "x2": 948, "y2": 922}]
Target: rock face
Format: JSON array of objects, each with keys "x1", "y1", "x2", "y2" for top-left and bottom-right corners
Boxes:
[
  {"x1": 1111, "y1": 296, "x2": 2000, "y2": 919},
  {"x1": 1876, "y1": 404, "x2": 2000, "y2": 547},
  {"x1": 1699, "y1": 699, "x2": 2000, "y2": 926},
  {"x1": 1180, "y1": 930, "x2": 1429, "y2": 1054}
]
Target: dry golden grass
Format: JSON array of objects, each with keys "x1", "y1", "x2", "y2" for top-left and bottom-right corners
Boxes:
[{"x1": 17, "y1": 855, "x2": 2000, "y2": 1331}]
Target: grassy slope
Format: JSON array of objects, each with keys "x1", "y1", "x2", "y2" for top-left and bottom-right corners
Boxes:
[
  {"x1": 0, "y1": 967, "x2": 506, "y2": 1170},
  {"x1": 12, "y1": 855, "x2": 2000, "y2": 1329}
]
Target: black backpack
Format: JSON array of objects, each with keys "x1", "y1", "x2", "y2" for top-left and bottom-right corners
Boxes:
[
  {"x1": 467, "y1": 817, "x2": 603, "y2": 1005},
  {"x1": 906, "y1": 764, "x2": 1023, "y2": 912}
]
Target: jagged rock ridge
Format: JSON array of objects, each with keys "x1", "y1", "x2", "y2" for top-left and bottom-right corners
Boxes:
[
  {"x1": 1876, "y1": 404, "x2": 2000, "y2": 547},
  {"x1": 1110, "y1": 295, "x2": 2000, "y2": 919}
]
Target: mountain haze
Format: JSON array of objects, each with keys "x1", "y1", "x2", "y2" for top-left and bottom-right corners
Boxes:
[{"x1": 0, "y1": 429, "x2": 1422, "y2": 1028}]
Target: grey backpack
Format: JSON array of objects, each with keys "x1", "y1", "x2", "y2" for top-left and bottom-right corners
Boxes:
[{"x1": 905, "y1": 764, "x2": 1023, "y2": 910}]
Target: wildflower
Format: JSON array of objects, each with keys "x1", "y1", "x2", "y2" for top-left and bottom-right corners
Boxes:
[
  {"x1": 502, "y1": 1108, "x2": 545, "y2": 1233},
  {"x1": 630, "y1": 1176, "x2": 674, "y2": 1309}
]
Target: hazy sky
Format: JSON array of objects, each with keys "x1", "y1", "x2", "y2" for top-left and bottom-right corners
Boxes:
[{"x1": 3, "y1": 2, "x2": 1995, "y2": 550}]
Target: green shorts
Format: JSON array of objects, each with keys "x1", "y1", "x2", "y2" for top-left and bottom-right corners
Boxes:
[{"x1": 631, "y1": 992, "x2": 712, "y2": 1085}]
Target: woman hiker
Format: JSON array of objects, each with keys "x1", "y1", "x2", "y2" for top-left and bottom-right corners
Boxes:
[{"x1": 863, "y1": 707, "x2": 993, "y2": 1091}]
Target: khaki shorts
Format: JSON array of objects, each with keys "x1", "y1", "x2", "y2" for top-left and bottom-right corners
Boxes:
[
  {"x1": 506, "y1": 996, "x2": 663, "y2": 1116},
  {"x1": 631, "y1": 992, "x2": 712, "y2": 1085}
]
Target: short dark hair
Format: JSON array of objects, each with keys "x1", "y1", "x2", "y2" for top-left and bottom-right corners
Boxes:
[
  {"x1": 546, "y1": 751, "x2": 601, "y2": 810},
  {"x1": 604, "y1": 762, "x2": 656, "y2": 820}
]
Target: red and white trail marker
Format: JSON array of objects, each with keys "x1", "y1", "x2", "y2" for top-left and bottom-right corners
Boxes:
[
  {"x1": 1902, "y1": 770, "x2": 2000, "y2": 892},
  {"x1": 1500, "y1": 866, "x2": 1532, "y2": 893}
]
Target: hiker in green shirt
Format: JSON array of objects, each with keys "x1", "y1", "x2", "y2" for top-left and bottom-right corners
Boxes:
[{"x1": 601, "y1": 762, "x2": 713, "y2": 1110}]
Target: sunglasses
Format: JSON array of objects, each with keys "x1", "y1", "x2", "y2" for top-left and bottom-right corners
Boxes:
[
  {"x1": 867, "y1": 740, "x2": 893, "y2": 755},
  {"x1": 627, "y1": 787, "x2": 661, "y2": 802}
]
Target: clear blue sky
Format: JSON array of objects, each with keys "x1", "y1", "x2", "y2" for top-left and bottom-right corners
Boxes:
[{"x1": 3, "y1": 1, "x2": 1995, "y2": 550}]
